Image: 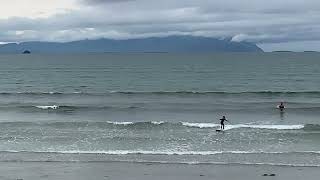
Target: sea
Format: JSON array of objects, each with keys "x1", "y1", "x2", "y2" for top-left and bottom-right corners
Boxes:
[{"x1": 0, "y1": 52, "x2": 320, "y2": 167}]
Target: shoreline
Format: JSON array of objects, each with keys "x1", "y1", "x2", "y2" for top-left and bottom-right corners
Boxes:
[{"x1": 0, "y1": 161, "x2": 319, "y2": 180}]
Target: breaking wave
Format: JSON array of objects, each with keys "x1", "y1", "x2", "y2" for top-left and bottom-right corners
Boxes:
[
  {"x1": 181, "y1": 122, "x2": 304, "y2": 130},
  {"x1": 2, "y1": 150, "x2": 320, "y2": 155},
  {"x1": 0, "y1": 121, "x2": 317, "y2": 131}
]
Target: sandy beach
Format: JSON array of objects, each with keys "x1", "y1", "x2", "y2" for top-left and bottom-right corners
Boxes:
[{"x1": 0, "y1": 162, "x2": 318, "y2": 180}]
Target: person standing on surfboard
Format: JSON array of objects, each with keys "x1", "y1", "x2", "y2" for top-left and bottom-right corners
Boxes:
[
  {"x1": 219, "y1": 116, "x2": 228, "y2": 130},
  {"x1": 278, "y1": 102, "x2": 285, "y2": 111}
]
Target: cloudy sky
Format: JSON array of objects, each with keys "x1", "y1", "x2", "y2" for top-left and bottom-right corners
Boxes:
[{"x1": 1, "y1": 0, "x2": 320, "y2": 51}]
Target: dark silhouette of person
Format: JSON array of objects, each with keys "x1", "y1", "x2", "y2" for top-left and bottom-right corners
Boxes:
[
  {"x1": 278, "y1": 102, "x2": 285, "y2": 111},
  {"x1": 220, "y1": 116, "x2": 228, "y2": 130}
]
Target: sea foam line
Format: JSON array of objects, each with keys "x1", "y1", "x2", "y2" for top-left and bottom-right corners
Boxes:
[
  {"x1": 0, "y1": 119, "x2": 308, "y2": 131},
  {"x1": 106, "y1": 121, "x2": 134, "y2": 125},
  {"x1": 35, "y1": 105, "x2": 59, "y2": 110},
  {"x1": 3, "y1": 150, "x2": 320, "y2": 155},
  {"x1": 181, "y1": 122, "x2": 304, "y2": 130}
]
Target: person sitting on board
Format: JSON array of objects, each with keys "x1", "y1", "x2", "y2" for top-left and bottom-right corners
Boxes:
[
  {"x1": 278, "y1": 102, "x2": 285, "y2": 111},
  {"x1": 219, "y1": 116, "x2": 228, "y2": 130}
]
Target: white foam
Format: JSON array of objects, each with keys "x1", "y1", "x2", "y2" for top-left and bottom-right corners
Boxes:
[
  {"x1": 106, "y1": 121, "x2": 134, "y2": 125},
  {"x1": 224, "y1": 124, "x2": 304, "y2": 130},
  {"x1": 181, "y1": 122, "x2": 304, "y2": 130},
  {"x1": 37, "y1": 150, "x2": 257, "y2": 155},
  {"x1": 106, "y1": 121, "x2": 164, "y2": 125},
  {"x1": 151, "y1": 121, "x2": 165, "y2": 125},
  {"x1": 181, "y1": 122, "x2": 220, "y2": 128},
  {"x1": 35, "y1": 105, "x2": 59, "y2": 110},
  {"x1": 4, "y1": 150, "x2": 320, "y2": 157}
]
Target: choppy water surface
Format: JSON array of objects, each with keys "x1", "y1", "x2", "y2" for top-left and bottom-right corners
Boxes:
[{"x1": 0, "y1": 53, "x2": 320, "y2": 166}]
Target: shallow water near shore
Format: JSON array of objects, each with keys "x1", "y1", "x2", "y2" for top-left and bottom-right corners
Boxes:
[{"x1": 0, "y1": 53, "x2": 320, "y2": 166}]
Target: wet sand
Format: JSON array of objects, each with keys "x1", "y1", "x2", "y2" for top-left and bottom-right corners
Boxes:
[{"x1": 0, "y1": 162, "x2": 319, "y2": 180}]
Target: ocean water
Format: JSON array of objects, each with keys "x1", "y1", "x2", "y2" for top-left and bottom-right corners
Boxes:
[{"x1": 0, "y1": 53, "x2": 320, "y2": 166}]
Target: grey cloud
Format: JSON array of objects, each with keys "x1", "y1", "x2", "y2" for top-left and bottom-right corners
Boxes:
[
  {"x1": 80, "y1": 0, "x2": 135, "y2": 5},
  {"x1": 1, "y1": 0, "x2": 320, "y2": 51}
]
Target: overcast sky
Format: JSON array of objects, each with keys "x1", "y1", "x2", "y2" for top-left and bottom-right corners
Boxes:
[{"x1": 1, "y1": 0, "x2": 320, "y2": 51}]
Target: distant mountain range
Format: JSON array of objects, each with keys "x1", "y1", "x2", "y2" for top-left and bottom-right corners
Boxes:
[{"x1": 0, "y1": 36, "x2": 263, "y2": 53}]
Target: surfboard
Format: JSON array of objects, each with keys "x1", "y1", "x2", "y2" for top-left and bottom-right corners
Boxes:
[
  {"x1": 277, "y1": 105, "x2": 285, "y2": 109},
  {"x1": 216, "y1": 129, "x2": 223, "y2": 132}
]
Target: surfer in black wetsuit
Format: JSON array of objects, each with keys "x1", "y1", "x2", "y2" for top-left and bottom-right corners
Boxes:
[
  {"x1": 220, "y1": 116, "x2": 228, "y2": 130},
  {"x1": 278, "y1": 102, "x2": 285, "y2": 112}
]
